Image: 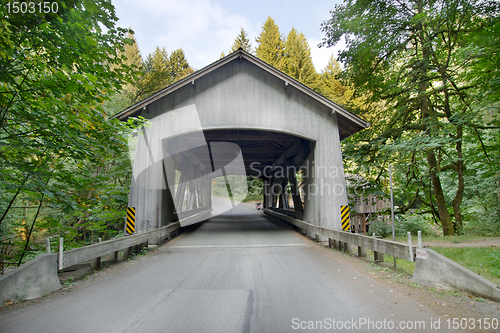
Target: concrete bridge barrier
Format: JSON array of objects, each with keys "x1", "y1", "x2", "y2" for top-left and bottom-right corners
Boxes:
[
  {"x1": 412, "y1": 248, "x2": 500, "y2": 302},
  {"x1": 0, "y1": 209, "x2": 212, "y2": 305},
  {"x1": 265, "y1": 208, "x2": 500, "y2": 302},
  {"x1": 0, "y1": 254, "x2": 61, "y2": 305},
  {"x1": 264, "y1": 208, "x2": 413, "y2": 261}
]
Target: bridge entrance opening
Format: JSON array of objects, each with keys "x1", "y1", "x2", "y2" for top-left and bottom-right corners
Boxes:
[{"x1": 159, "y1": 129, "x2": 315, "y2": 228}]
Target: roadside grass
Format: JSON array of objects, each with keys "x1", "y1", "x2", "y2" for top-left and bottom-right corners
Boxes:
[
  {"x1": 365, "y1": 249, "x2": 416, "y2": 276},
  {"x1": 432, "y1": 247, "x2": 500, "y2": 286}
]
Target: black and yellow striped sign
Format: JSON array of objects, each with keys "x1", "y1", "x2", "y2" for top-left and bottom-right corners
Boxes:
[
  {"x1": 126, "y1": 207, "x2": 136, "y2": 234},
  {"x1": 341, "y1": 205, "x2": 350, "y2": 231}
]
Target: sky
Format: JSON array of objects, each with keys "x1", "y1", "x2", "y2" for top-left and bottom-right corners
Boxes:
[{"x1": 112, "y1": 0, "x2": 346, "y2": 72}]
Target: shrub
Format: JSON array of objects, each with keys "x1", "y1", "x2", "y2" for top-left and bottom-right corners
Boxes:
[
  {"x1": 395, "y1": 214, "x2": 435, "y2": 236},
  {"x1": 369, "y1": 219, "x2": 392, "y2": 238}
]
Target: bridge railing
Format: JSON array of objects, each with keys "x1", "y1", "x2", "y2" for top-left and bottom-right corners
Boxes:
[
  {"x1": 264, "y1": 208, "x2": 414, "y2": 262},
  {"x1": 59, "y1": 209, "x2": 212, "y2": 270}
]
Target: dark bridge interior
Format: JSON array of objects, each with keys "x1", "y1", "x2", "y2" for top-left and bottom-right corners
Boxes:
[{"x1": 165, "y1": 129, "x2": 313, "y2": 178}]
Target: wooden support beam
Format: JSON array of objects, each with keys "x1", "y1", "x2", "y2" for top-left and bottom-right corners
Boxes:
[
  {"x1": 271, "y1": 177, "x2": 279, "y2": 208},
  {"x1": 278, "y1": 159, "x2": 289, "y2": 209},
  {"x1": 269, "y1": 139, "x2": 312, "y2": 175},
  {"x1": 175, "y1": 157, "x2": 190, "y2": 211},
  {"x1": 204, "y1": 133, "x2": 297, "y2": 142},
  {"x1": 287, "y1": 158, "x2": 303, "y2": 213},
  {"x1": 192, "y1": 146, "x2": 286, "y2": 154}
]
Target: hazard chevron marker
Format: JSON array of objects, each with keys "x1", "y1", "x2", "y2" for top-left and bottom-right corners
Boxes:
[
  {"x1": 126, "y1": 207, "x2": 136, "y2": 234},
  {"x1": 341, "y1": 205, "x2": 350, "y2": 231}
]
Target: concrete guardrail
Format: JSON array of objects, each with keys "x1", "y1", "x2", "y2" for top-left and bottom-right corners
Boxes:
[
  {"x1": 60, "y1": 209, "x2": 212, "y2": 270},
  {"x1": 265, "y1": 208, "x2": 500, "y2": 302},
  {"x1": 0, "y1": 209, "x2": 213, "y2": 305},
  {"x1": 264, "y1": 208, "x2": 414, "y2": 262}
]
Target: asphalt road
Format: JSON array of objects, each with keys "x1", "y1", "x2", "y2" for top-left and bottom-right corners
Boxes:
[{"x1": 0, "y1": 198, "x2": 464, "y2": 332}]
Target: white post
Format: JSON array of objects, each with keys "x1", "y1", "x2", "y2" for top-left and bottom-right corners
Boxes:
[
  {"x1": 389, "y1": 165, "x2": 396, "y2": 268},
  {"x1": 418, "y1": 231, "x2": 422, "y2": 248},
  {"x1": 58, "y1": 238, "x2": 63, "y2": 271},
  {"x1": 45, "y1": 238, "x2": 51, "y2": 254},
  {"x1": 407, "y1": 232, "x2": 413, "y2": 262}
]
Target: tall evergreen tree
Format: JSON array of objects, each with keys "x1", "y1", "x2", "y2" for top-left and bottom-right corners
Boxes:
[
  {"x1": 134, "y1": 47, "x2": 171, "y2": 101},
  {"x1": 123, "y1": 31, "x2": 142, "y2": 68},
  {"x1": 169, "y1": 48, "x2": 192, "y2": 82},
  {"x1": 230, "y1": 27, "x2": 253, "y2": 53},
  {"x1": 283, "y1": 28, "x2": 318, "y2": 88},
  {"x1": 113, "y1": 31, "x2": 143, "y2": 107},
  {"x1": 320, "y1": 55, "x2": 345, "y2": 102},
  {"x1": 255, "y1": 17, "x2": 285, "y2": 70}
]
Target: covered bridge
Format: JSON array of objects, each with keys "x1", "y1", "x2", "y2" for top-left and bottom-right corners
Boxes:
[{"x1": 114, "y1": 49, "x2": 369, "y2": 234}]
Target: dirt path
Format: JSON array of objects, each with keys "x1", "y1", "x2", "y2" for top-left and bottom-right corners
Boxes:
[{"x1": 423, "y1": 237, "x2": 500, "y2": 248}]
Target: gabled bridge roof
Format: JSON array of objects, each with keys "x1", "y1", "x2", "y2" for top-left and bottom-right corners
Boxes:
[{"x1": 114, "y1": 49, "x2": 369, "y2": 140}]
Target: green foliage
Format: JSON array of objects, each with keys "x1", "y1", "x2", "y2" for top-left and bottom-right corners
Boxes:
[
  {"x1": 319, "y1": 55, "x2": 366, "y2": 112},
  {"x1": 243, "y1": 177, "x2": 263, "y2": 202},
  {"x1": 322, "y1": 0, "x2": 500, "y2": 236},
  {"x1": 169, "y1": 49, "x2": 192, "y2": 81},
  {"x1": 396, "y1": 214, "x2": 435, "y2": 237},
  {"x1": 230, "y1": 27, "x2": 253, "y2": 53},
  {"x1": 372, "y1": 214, "x2": 436, "y2": 238},
  {"x1": 0, "y1": 0, "x2": 142, "y2": 269},
  {"x1": 255, "y1": 16, "x2": 285, "y2": 70},
  {"x1": 282, "y1": 28, "x2": 319, "y2": 89},
  {"x1": 370, "y1": 219, "x2": 392, "y2": 238},
  {"x1": 211, "y1": 176, "x2": 262, "y2": 202},
  {"x1": 129, "y1": 46, "x2": 193, "y2": 102}
]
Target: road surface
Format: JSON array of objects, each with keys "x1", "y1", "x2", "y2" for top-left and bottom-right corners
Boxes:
[{"x1": 0, "y1": 198, "x2": 492, "y2": 332}]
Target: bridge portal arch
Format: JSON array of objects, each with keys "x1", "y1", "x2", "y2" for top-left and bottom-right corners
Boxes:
[{"x1": 116, "y1": 49, "x2": 369, "y2": 234}]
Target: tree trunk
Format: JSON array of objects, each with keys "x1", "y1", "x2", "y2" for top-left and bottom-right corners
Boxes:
[
  {"x1": 427, "y1": 150, "x2": 455, "y2": 235},
  {"x1": 452, "y1": 124, "x2": 464, "y2": 233},
  {"x1": 416, "y1": 0, "x2": 454, "y2": 235}
]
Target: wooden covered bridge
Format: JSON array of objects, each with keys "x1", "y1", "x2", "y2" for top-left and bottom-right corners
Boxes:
[{"x1": 114, "y1": 49, "x2": 369, "y2": 235}]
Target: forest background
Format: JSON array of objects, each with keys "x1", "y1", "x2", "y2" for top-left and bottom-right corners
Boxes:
[{"x1": 0, "y1": 0, "x2": 498, "y2": 273}]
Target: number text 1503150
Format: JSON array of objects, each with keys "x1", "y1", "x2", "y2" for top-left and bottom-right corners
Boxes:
[{"x1": 5, "y1": 2, "x2": 59, "y2": 14}]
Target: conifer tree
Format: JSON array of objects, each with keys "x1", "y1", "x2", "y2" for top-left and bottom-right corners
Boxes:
[
  {"x1": 123, "y1": 31, "x2": 142, "y2": 68},
  {"x1": 283, "y1": 28, "x2": 318, "y2": 88},
  {"x1": 134, "y1": 47, "x2": 171, "y2": 101},
  {"x1": 255, "y1": 17, "x2": 285, "y2": 70},
  {"x1": 169, "y1": 48, "x2": 191, "y2": 82},
  {"x1": 320, "y1": 55, "x2": 348, "y2": 104},
  {"x1": 115, "y1": 31, "x2": 143, "y2": 105},
  {"x1": 230, "y1": 27, "x2": 253, "y2": 53},
  {"x1": 320, "y1": 55, "x2": 365, "y2": 110}
]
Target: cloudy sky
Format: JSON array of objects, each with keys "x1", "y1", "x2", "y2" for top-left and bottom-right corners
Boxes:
[{"x1": 112, "y1": 0, "x2": 345, "y2": 72}]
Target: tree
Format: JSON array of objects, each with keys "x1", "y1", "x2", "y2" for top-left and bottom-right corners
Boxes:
[
  {"x1": 321, "y1": 0, "x2": 500, "y2": 235},
  {"x1": 255, "y1": 17, "x2": 285, "y2": 70},
  {"x1": 230, "y1": 27, "x2": 253, "y2": 53},
  {"x1": 133, "y1": 47, "x2": 171, "y2": 101},
  {"x1": 282, "y1": 28, "x2": 319, "y2": 89},
  {"x1": 320, "y1": 55, "x2": 366, "y2": 111},
  {"x1": 131, "y1": 47, "x2": 194, "y2": 102},
  {"x1": 320, "y1": 56, "x2": 347, "y2": 104},
  {"x1": 0, "y1": 0, "x2": 138, "y2": 265},
  {"x1": 122, "y1": 31, "x2": 143, "y2": 68},
  {"x1": 169, "y1": 48, "x2": 193, "y2": 82},
  {"x1": 113, "y1": 31, "x2": 143, "y2": 108}
]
